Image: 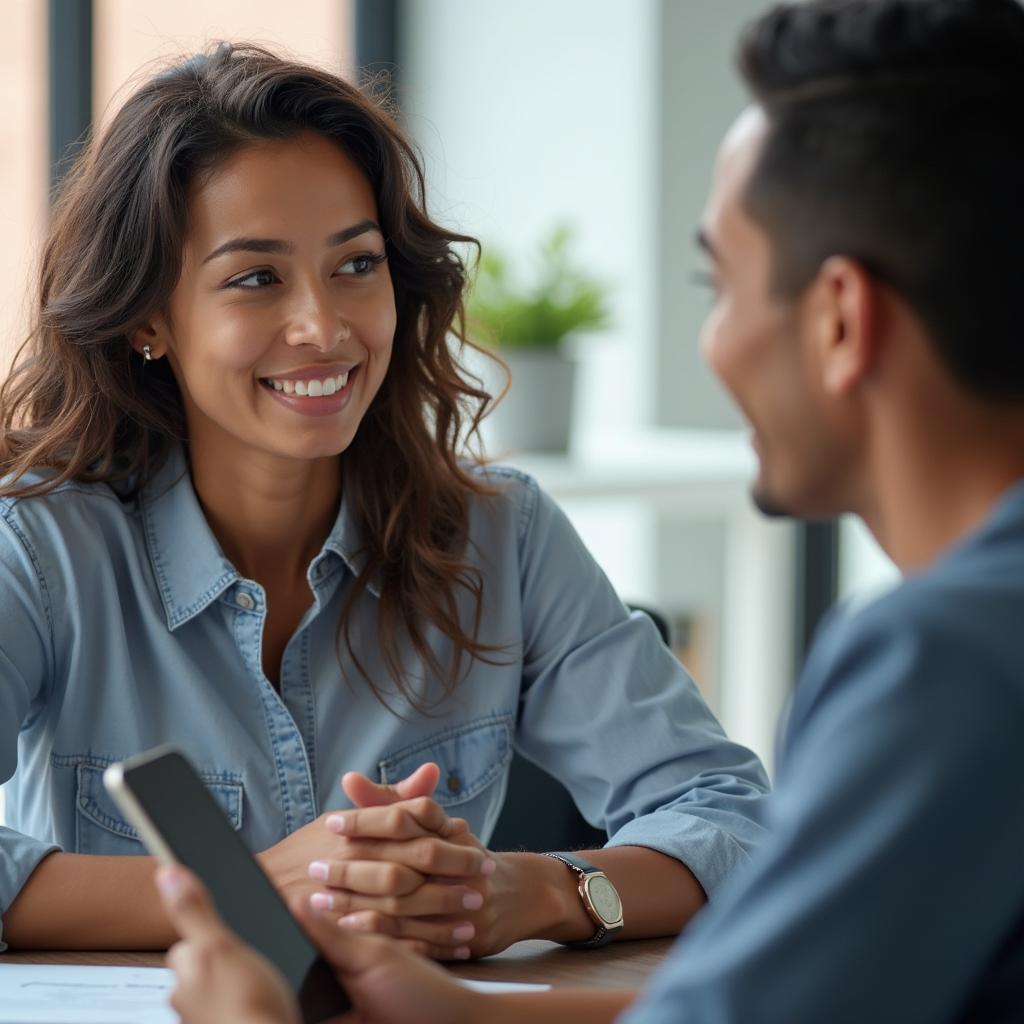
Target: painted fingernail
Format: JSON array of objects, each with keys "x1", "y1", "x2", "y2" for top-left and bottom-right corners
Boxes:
[
  {"x1": 481, "y1": 858, "x2": 497, "y2": 876},
  {"x1": 339, "y1": 914, "x2": 364, "y2": 930},
  {"x1": 325, "y1": 815, "x2": 347, "y2": 834},
  {"x1": 308, "y1": 861, "x2": 330, "y2": 881},
  {"x1": 454, "y1": 946, "x2": 471, "y2": 960},
  {"x1": 463, "y1": 891, "x2": 484, "y2": 910},
  {"x1": 452, "y1": 924, "x2": 475, "y2": 942},
  {"x1": 310, "y1": 892, "x2": 333, "y2": 911}
]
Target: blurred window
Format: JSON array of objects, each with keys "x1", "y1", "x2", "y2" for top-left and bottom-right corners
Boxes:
[{"x1": 0, "y1": 2, "x2": 47, "y2": 378}]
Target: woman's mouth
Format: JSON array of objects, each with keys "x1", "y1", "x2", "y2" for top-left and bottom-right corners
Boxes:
[
  {"x1": 260, "y1": 369, "x2": 351, "y2": 397},
  {"x1": 258, "y1": 366, "x2": 359, "y2": 417}
]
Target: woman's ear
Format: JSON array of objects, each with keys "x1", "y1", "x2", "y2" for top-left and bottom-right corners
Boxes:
[{"x1": 129, "y1": 318, "x2": 167, "y2": 360}]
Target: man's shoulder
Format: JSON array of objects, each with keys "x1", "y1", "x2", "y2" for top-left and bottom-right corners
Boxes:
[{"x1": 795, "y1": 536, "x2": 1024, "y2": 739}]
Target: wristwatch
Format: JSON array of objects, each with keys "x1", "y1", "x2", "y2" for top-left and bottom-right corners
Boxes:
[{"x1": 543, "y1": 852, "x2": 624, "y2": 948}]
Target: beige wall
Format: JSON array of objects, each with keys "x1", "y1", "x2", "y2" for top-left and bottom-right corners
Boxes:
[
  {"x1": 0, "y1": 1, "x2": 48, "y2": 377},
  {"x1": 93, "y1": 0, "x2": 354, "y2": 124}
]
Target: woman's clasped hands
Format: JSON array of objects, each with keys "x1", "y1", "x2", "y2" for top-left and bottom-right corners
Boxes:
[{"x1": 258, "y1": 762, "x2": 523, "y2": 961}]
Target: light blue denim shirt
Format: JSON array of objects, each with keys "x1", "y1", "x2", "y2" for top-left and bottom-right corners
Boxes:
[{"x1": 0, "y1": 446, "x2": 769, "y2": 948}]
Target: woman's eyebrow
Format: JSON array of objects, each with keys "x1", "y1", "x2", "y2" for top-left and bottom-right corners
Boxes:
[
  {"x1": 202, "y1": 237, "x2": 291, "y2": 264},
  {"x1": 202, "y1": 220, "x2": 383, "y2": 265},
  {"x1": 325, "y1": 219, "x2": 383, "y2": 247}
]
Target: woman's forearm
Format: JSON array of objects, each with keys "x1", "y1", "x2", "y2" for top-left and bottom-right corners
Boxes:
[
  {"x1": 508, "y1": 844, "x2": 706, "y2": 945},
  {"x1": 2, "y1": 852, "x2": 175, "y2": 949},
  {"x1": 587, "y1": 845, "x2": 706, "y2": 939}
]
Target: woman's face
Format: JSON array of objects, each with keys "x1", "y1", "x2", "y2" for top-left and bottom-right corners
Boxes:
[{"x1": 147, "y1": 131, "x2": 396, "y2": 464}]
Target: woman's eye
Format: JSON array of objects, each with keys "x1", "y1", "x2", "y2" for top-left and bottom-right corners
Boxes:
[
  {"x1": 227, "y1": 268, "x2": 278, "y2": 289},
  {"x1": 337, "y1": 252, "x2": 386, "y2": 277}
]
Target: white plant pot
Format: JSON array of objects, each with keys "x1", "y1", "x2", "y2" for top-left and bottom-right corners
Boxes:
[{"x1": 481, "y1": 348, "x2": 576, "y2": 455}]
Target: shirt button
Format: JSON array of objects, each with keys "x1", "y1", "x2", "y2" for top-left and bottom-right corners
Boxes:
[
  {"x1": 236, "y1": 591, "x2": 256, "y2": 611},
  {"x1": 447, "y1": 773, "x2": 462, "y2": 795}
]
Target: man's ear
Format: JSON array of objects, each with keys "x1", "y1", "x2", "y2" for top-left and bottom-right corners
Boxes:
[{"x1": 808, "y1": 256, "x2": 878, "y2": 397}]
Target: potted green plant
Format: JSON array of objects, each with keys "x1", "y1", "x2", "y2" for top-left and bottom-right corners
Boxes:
[{"x1": 468, "y1": 225, "x2": 612, "y2": 453}]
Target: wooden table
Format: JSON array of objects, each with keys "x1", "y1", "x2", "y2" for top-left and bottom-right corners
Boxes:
[{"x1": 4, "y1": 936, "x2": 673, "y2": 990}]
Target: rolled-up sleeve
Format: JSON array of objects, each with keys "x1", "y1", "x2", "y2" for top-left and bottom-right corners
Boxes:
[
  {"x1": 511, "y1": 476, "x2": 770, "y2": 898},
  {"x1": 0, "y1": 502, "x2": 61, "y2": 951}
]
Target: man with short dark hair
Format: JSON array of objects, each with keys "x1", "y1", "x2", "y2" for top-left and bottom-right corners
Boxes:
[{"x1": 154, "y1": 0, "x2": 1024, "y2": 1020}]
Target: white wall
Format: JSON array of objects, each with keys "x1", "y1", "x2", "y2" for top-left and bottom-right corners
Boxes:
[
  {"x1": 402, "y1": 0, "x2": 659, "y2": 443},
  {"x1": 655, "y1": 0, "x2": 770, "y2": 429},
  {"x1": 840, "y1": 516, "x2": 900, "y2": 606}
]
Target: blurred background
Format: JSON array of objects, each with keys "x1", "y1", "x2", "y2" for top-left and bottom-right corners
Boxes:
[{"x1": 0, "y1": 0, "x2": 898, "y2": 812}]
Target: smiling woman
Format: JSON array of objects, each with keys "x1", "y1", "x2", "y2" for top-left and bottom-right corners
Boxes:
[
  {"x1": 0, "y1": 44, "x2": 768, "y2": 960},
  {"x1": 142, "y1": 136, "x2": 396, "y2": 487}
]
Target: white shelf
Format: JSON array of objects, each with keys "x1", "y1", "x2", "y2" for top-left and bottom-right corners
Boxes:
[{"x1": 493, "y1": 428, "x2": 756, "y2": 500}]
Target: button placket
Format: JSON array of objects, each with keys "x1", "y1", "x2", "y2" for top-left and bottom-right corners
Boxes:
[{"x1": 228, "y1": 583, "x2": 317, "y2": 834}]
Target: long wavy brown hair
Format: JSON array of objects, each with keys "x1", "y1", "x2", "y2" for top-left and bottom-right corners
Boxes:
[{"x1": 0, "y1": 43, "x2": 508, "y2": 710}]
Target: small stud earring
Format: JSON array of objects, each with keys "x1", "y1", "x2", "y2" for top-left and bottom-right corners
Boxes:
[{"x1": 142, "y1": 344, "x2": 153, "y2": 362}]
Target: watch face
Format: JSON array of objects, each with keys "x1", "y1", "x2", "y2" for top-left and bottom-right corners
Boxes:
[{"x1": 586, "y1": 875, "x2": 622, "y2": 924}]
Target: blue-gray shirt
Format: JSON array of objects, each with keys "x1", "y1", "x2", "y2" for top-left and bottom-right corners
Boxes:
[
  {"x1": 620, "y1": 482, "x2": 1024, "y2": 1024},
  {"x1": 0, "y1": 447, "x2": 769, "y2": 948}
]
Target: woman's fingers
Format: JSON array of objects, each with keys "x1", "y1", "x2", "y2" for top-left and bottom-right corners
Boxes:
[
  {"x1": 308, "y1": 880, "x2": 484, "y2": 919},
  {"x1": 326, "y1": 798, "x2": 464, "y2": 841},
  {"x1": 394, "y1": 938, "x2": 473, "y2": 962},
  {"x1": 313, "y1": 836, "x2": 492, "y2": 882},
  {"x1": 309, "y1": 859, "x2": 423, "y2": 896},
  {"x1": 334, "y1": 909, "x2": 475, "y2": 960},
  {"x1": 341, "y1": 763, "x2": 440, "y2": 808}
]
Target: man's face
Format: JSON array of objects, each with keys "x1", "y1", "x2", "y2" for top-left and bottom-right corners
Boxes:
[{"x1": 698, "y1": 108, "x2": 852, "y2": 519}]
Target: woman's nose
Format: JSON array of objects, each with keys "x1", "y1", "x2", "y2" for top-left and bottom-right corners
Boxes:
[{"x1": 283, "y1": 285, "x2": 351, "y2": 351}]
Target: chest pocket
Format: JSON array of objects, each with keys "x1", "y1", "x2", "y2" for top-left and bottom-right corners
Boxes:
[
  {"x1": 378, "y1": 714, "x2": 514, "y2": 838},
  {"x1": 74, "y1": 758, "x2": 244, "y2": 855}
]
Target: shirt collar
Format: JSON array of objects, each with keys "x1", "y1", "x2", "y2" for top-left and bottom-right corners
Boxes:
[
  {"x1": 318, "y1": 485, "x2": 382, "y2": 599},
  {"x1": 140, "y1": 446, "x2": 239, "y2": 631},
  {"x1": 141, "y1": 447, "x2": 380, "y2": 632}
]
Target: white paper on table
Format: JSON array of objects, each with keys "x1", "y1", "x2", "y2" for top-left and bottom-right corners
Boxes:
[
  {"x1": 0, "y1": 964, "x2": 178, "y2": 1023},
  {"x1": 459, "y1": 978, "x2": 551, "y2": 994},
  {"x1": 0, "y1": 963, "x2": 551, "y2": 1022}
]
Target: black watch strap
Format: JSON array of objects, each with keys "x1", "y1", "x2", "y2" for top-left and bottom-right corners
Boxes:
[{"x1": 545, "y1": 852, "x2": 596, "y2": 875}]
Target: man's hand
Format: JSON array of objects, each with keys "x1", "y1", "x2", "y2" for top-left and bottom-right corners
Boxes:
[
  {"x1": 156, "y1": 866, "x2": 300, "y2": 1024},
  {"x1": 156, "y1": 863, "x2": 483, "y2": 1024},
  {"x1": 292, "y1": 893, "x2": 480, "y2": 1024}
]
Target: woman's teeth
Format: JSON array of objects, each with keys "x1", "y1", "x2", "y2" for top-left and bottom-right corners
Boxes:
[{"x1": 265, "y1": 371, "x2": 349, "y2": 397}]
